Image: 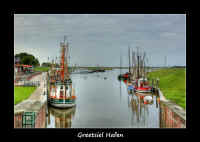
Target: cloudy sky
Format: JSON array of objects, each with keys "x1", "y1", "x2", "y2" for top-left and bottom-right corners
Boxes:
[{"x1": 14, "y1": 14, "x2": 186, "y2": 67}]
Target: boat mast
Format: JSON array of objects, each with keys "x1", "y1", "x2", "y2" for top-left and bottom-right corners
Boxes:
[
  {"x1": 120, "y1": 49, "x2": 122, "y2": 75},
  {"x1": 64, "y1": 36, "x2": 70, "y2": 80},
  {"x1": 128, "y1": 45, "x2": 131, "y2": 73},
  {"x1": 132, "y1": 50, "x2": 135, "y2": 80},
  {"x1": 136, "y1": 46, "x2": 140, "y2": 79},
  {"x1": 65, "y1": 41, "x2": 69, "y2": 80},
  {"x1": 137, "y1": 55, "x2": 140, "y2": 79},
  {"x1": 142, "y1": 51, "x2": 146, "y2": 78},
  {"x1": 60, "y1": 36, "x2": 67, "y2": 82}
]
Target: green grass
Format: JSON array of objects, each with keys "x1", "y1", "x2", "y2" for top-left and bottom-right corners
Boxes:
[
  {"x1": 33, "y1": 66, "x2": 50, "y2": 72},
  {"x1": 147, "y1": 68, "x2": 186, "y2": 109},
  {"x1": 14, "y1": 86, "x2": 37, "y2": 105}
]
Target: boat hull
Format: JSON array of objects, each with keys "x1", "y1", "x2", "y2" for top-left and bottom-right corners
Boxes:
[
  {"x1": 49, "y1": 98, "x2": 76, "y2": 108},
  {"x1": 135, "y1": 90, "x2": 152, "y2": 93},
  {"x1": 50, "y1": 103, "x2": 76, "y2": 108},
  {"x1": 134, "y1": 88, "x2": 152, "y2": 93}
]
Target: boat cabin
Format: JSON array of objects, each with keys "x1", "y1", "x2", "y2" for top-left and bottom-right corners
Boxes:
[{"x1": 137, "y1": 78, "x2": 149, "y2": 88}]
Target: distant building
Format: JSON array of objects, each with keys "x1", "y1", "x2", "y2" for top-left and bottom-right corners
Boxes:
[
  {"x1": 14, "y1": 56, "x2": 34, "y2": 74},
  {"x1": 14, "y1": 57, "x2": 21, "y2": 73},
  {"x1": 15, "y1": 56, "x2": 20, "y2": 64},
  {"x1": 15, "y1": 64, "x2": 33, "y2": 73}
]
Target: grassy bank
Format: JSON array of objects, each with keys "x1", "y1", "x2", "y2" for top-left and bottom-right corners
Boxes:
[
  {"x1": 34, "y1": 67, "x2": 50, "y2": 72},
  {"x1": 14, "y1": 86, "x2": 37, "y2": 105},
  {"x1": 147, "y1": 68, "x2": 186, "y2": 109}
]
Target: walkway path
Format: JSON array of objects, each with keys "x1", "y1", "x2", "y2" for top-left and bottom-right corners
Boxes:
[
  {"x1": 28, "y1": 72, "x2": 47, "y2": 101},
  {"x1": 14, "y1": 72, "x2": 48, "y2": 113}
]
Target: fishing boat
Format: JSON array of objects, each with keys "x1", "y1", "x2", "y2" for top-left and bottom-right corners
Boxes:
[
  {"x1": 127, "y1": 81, "x2": 134, "y2": 94},
  {"x1": 134, "y1": 78, "x2": 152, "y2": 93},
  {"x1": 118, "y1": 46, "x2": 131, "y2": 81},
  {"x1": 118, "y1": 72, "x2": 131, "y2": 81},
  {"x1": 134, "y1": 92, "x2": 153, "y2": 104},
  {"x1": 49, "y1": 36, "x2": 76, "y2": 108}
]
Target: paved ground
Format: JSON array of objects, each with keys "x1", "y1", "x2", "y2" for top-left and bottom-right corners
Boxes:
[
  {"x1": 15, "y1": 72, "x2": 48, "y2": 113},
  {"x1": 29, "y1": 72, "x2": 47, "y2": 101}
]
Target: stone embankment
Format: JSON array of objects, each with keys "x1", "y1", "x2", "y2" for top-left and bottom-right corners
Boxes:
[
  {"x1": 158, "y1": 89, "x2": 186, "y2": 128},
  {"x1": 14, "y1": 72, "x2": 47, "y2": 128}
]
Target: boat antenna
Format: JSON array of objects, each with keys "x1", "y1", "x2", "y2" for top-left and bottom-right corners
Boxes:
[
  {"x1": 128, "y1": 45, "x2": 131, "y2": 73},
  {"x1": 64, "y1": 35, "x2": 67, "y2": 44}
]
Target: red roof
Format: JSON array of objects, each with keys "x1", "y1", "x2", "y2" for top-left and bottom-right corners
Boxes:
[
  {"x1": 14, "y1": 64, "x2": 32, "y2": 68},
  {"x1": 22, "y1": 65, "x2": 32, "y2": 68}
]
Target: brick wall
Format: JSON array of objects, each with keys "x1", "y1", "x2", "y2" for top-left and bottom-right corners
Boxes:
[
  {"x1": 14, "y1": 103, "x2": 47, "y2": 128},
  {"x1": 160, "y1": 102, "x2": 186, "y2": 128},
  {"x1": 35, "y1": 103, "x2": 47, "y2": 128},
  {"x1": 14, "y1": 112, "x2": 23, "y2": 128}
]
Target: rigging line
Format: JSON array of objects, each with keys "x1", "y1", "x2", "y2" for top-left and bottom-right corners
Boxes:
[
  {"x1": 128, "y1": 45, "x2": 131, "y2": 73},
  {"x1": 120, "y1": 49, "x2": 122, "y2": 103}
]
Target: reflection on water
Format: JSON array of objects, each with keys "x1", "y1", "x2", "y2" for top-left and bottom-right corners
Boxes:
[
  {"x1": 128, "y1": 93, "x2": 160, "y2": 128},
  {"x1": 46, "y1": 69, "x2": 160, "y2": 128},
  {"x1": 47, "y1": 106, "x2": 76, "y2": 128}
]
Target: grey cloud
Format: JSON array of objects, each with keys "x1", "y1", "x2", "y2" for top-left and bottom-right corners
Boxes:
[{"x1": 14, "y1": 14, "x2": 186, "y2": 66}]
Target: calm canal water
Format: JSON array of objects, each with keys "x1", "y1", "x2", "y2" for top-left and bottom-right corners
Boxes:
[{"x1": 46, "y1": 69, "x2": 160, "y2": 128}]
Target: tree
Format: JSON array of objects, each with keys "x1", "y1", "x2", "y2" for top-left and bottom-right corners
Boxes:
[{"x1": 14, "y1": 52, "x2": 40, "y2": 66}]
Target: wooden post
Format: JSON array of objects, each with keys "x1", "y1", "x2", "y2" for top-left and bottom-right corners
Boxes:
[
  {"x1": 156, "y1": 79, "x2": 157, "y2": 89},
  {"x1": 156, "y1": 78, "x2": 159, "y2": 89},
  {"x1": 152, "y1": 79, "x2": 154, "y2": 90}
]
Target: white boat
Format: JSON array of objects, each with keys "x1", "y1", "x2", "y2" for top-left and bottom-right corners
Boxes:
[
  {"x1": 49, "y1": 81, "x2": 76, "y2": 108},
  {"x1": 48, "y1": 36, "x2": 76, "y2": 108}
]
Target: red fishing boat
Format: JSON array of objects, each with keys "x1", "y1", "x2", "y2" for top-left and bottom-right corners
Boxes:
[{"x1": 134, "y1": 78, "x2": 152, "y2": 93}]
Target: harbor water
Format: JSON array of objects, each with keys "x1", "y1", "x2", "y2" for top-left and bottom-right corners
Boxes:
[{"x1": 46, "y1": 69, "x2": 160, "y2": 128}]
